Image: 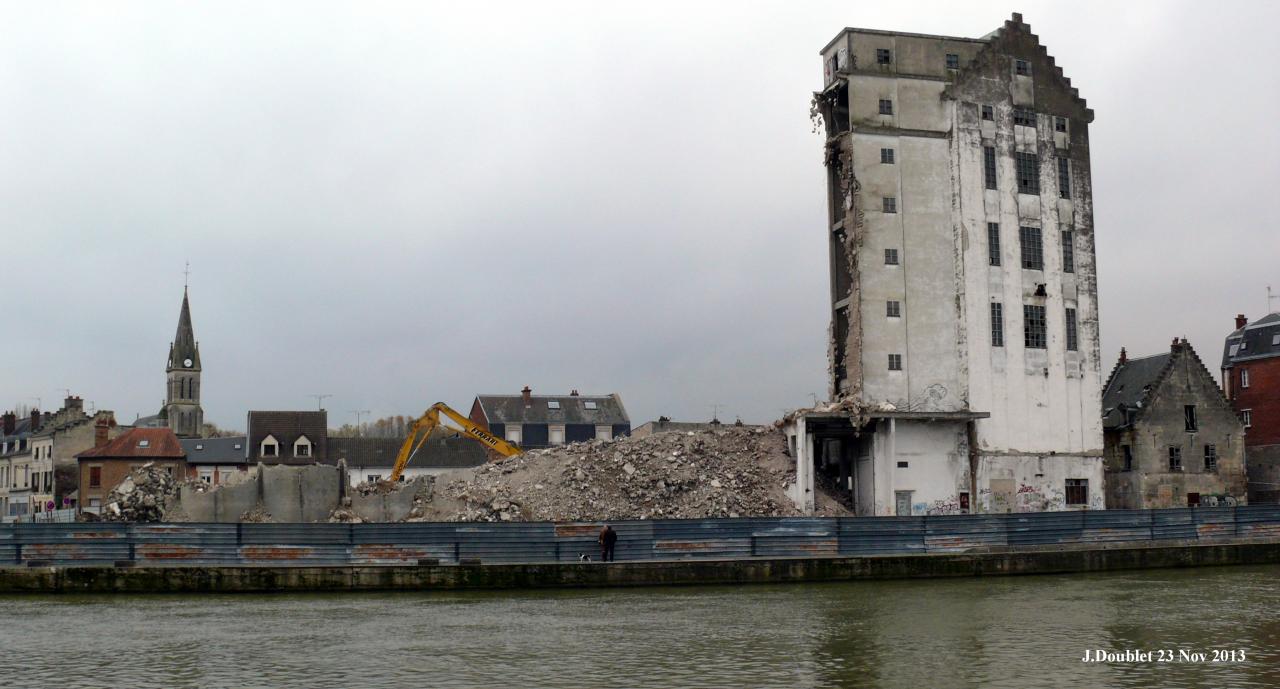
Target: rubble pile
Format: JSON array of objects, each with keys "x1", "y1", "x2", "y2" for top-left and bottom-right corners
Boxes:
[
  {"x1": 431, "y1": 427, "x2": 851, "y2": 522},
  {"x1": 101, "y1": 463, "x2": 181, "y2": 522}
]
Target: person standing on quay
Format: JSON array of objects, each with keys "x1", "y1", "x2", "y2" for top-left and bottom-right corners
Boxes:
[{"x1": 598, "y1": 524, "x2": 618, "y2": 562}]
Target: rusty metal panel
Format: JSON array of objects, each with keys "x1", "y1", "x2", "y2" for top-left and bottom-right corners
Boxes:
[
  {"x1": 0, "y1": 524, "x2": 14, "y2": 565},
  {"x1": 1082, "y1": 510, "x2": 1152, "y2": 543},
  {"x1": 1151, "y1": 509, "x2": 1197, "y2": 540},
  {"x1": 239, "y1": 523, "x2": 351, "y2": 564},
  {"x1": 129, "y1": 524, "x2": 240, "y2": 564},
  {"x1": 838, "y1": 516, "x2": 925, "y2": 555},
  {"x1": 1236, "y1": 505, "x2": 1280, "y2": 539},
  {"x1": 1193, "y1": 508, "x2": 1237, "y2": 541},
  {"x1": 14, "y1": 523, "x2": 130, "y2": 564},
  {"x1": 1007, "y1": 511, "x2": 1085, "y2": 545},
  {"x1": 924, "y1": 515, "x2": 1007, "y2": 552}
]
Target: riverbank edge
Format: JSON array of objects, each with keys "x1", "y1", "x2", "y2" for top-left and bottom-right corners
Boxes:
[{"x1": 3, "y1": 539, "x2": 1280, "y2": 593}]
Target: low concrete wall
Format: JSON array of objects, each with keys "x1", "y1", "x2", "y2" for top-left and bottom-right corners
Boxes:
[
  {"x1": 349, "y1": 477, "x2": 430, "y2": 522},
  {"x1": 260, "y1": 464, "x2": 343, "y2": 523},
  {"x1": 4, "y1": 540, "x2": 1280, "y2": 593},
  {"x1": 180, "y1": 478, "x2": 259, "y2": 522}
]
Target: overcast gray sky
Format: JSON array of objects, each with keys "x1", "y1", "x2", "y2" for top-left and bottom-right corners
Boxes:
[{"x1": 2, "y1": 1, "x2": 1277, "y2": 430}]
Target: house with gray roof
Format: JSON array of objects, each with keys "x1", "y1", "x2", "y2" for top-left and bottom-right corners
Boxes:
[
  {"x1": 325, "y1": 435, "x2": 488, "y2": 485},
  {"x1": 181, "y1": 436, "x2": 249, "y2": 486},
  {"x1": 1103, "y1": 339, "x2": 1245, "y2": 508},
  {"x1": 468, "y1": 387, "x2": 630, "y2": 449},
  {"x1": 1221, "y1": 311, "x2": 1280, "y2": 502},
  {"x1": 246, "y1": 411, "x2": 327, "y2": 464}
]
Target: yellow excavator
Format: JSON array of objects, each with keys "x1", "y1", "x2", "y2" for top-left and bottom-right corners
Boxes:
[{"x1": 387, "y1": 402, "x2": 523, "y2": 482}]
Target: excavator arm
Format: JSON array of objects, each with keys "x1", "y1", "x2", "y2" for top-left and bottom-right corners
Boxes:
[{"x1": 387, "y1": 402, "x2": 522, "y2": 482}]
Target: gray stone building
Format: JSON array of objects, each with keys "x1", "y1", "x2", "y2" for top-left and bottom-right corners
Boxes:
[
  {"x1": 1102, "y1": 339, "x2": 1246, "y2": 508},
  {"x1": 791, "y1": 13, "x2": 1102, "y2": 516}
]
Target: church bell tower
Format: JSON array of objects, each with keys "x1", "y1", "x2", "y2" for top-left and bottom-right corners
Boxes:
[{"x1": 164, "y1": 287, "x2": 204, "y2": 438}]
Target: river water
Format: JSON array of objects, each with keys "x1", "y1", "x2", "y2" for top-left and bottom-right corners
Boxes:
[{"x1": 2, "y1": 565, "x2": 1279, "y2": 688}]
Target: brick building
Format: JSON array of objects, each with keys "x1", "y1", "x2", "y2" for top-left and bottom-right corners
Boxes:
[
  {"x1": 1103, "y1": 339, "x2": 1246, "y2": 508},
  {"x1": 76, "y1": 426, "x2": 187, "y2": 515},
  {"x1": 1222, "y1": 312, "x2": 1280, "y2": 503}
]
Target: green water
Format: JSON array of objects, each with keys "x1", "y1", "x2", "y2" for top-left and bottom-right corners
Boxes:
[{"x1": 2, "y1": 565, "x2": 1278, "y2": 688}]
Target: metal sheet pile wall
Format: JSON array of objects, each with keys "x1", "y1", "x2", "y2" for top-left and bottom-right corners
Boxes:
[{"x1": 2, "y1": 507, "x2": 1279, "y2": 566}]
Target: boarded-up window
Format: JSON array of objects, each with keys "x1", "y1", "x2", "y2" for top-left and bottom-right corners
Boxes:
[{"x1": 1065, "y1": 479, "x2": 1087, "y2": 506}]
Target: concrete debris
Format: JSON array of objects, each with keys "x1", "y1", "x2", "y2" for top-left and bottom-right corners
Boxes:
[
  {"x1": 239, "y1": 505, "x2": 272, "y2": 523},
  {"x1": 100, "y1": 463, "x2": 180, "y2": 522},
  {"x1": 425, "y1": 426, "x2": 851, "y2": 522}
]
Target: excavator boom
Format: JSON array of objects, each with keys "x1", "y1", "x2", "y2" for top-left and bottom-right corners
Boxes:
[{"x1": 387, "y1": 402, "x2": 521, "y2": 482}]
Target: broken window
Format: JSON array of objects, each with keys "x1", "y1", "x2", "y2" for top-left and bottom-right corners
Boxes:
[
  {"x1": 834, "y1": 306, "x2": 849, "y2": 381},
  {"x1": 1065, "y1": 308, "x2": 1078, "y2": 351},
  {"x1": 1055, "y1": 116, "x2": 1068, "y2": 133},
  {"x1": 1015, "y1": 152, "x2": 1040, "y2": 194},
  {"x1": 1204, "y1": 444, "x2": 1218, "y2": 472},
  {"x1": 1122, "y1": 445, "x2": 1133, "y2": 471},
  {"x1": 946, "y1": 53, "x2": 959, "y2": 69},
  {"x1": 1185, "y1": 405, "x2": 1198, "y2": 432},
  {"x1": 888, "y1": 354, "x2": 902, "y2": 371},
  {"x1": 991, "y1": 302, "x2": 1004, "y2": 347},
  {"x1": 988, "y1": 223, "x2": 1001, "y2": 266},
  {"x1": 1065, "y1": 478, "x2": 1087, "y2": 506},
  {"x1": 1013, "y1": 108, "x2": 1037, "y2": 127},
  {"x1": 886, "y1": 300, "x2": 901, "y2": 318},
  {"x1": 884, "y1": 248, "x2": 899, "y2": 265},
  {"x1": 883, "y1": 197, "x2": 897, "y2": 213},
  {"x1": 1242, "y1": 369, "x2": 1250, "y2": 388},
  {"x1": 981, "y1": 104, "x2": 994, "y2": 121},
  {"x1": 1061, "y1": 231, "x2": 1074, "y2": 273},
  {"x1": 1168, "y1": 446, "x2": 1183, "y2": 472},
  {"x1": 879, "y1": 99, "x2": 893, "y2": 115},
  {"x1": 1243, "y1": 409, "x2": 1252, "y2": 427},
  {"x1": 1015, "y1": 59, "x2": 1031, "y2": 76},
  {"x1": 1023, "y1": 304, "x2": 1047, "y2": 349},
  {"x1": 983, "y1": 146, "x2": 997, "y2": 190},
  {"x1": 1019, "y1": 226, "x2": 1043, "y2": 270},
  {"x1": 881, "y1": 148, "x2": 895, "y2": 164},
  {"x1": 1058, "y1": 157, "x2": 1071, "y2": 199},
  {"x1": 876, "y1": 48, "x2": 891, "y2": 65}
]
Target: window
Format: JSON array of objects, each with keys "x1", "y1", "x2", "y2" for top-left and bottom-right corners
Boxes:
[
  {"x1": 505, "y1": 425, "x2": 522, "y2": 444},
  {"x1": 1122, "y1": 445, "x2": 1133, "y2": 472},
  {"x1": 1065, "y1": 308, "x2": 1078, "y2": 351},
  {"x1": 1243, "y1": 409, "x2": 1252, "y2": 427},
  {"x1": 1058, "y1": 158, "x2": 1071, "y2": 199},
  {"x1": 946, "y1": 53, "x2": 959, "y2": 69},
  {"x1": 1239, "y1": 341, "x2": 1248, "y2": 351},
  {"x1": 1019, "y1": 226, "x2": 1043, "y2": 270},
  {"x1": 888, "y1": 354, "x2": 903, "y2": 371},
  {"x1": 897, "y1": 461, "x2": 909, "y2": 468},
  {"x1": 89, "y1": 466, "x2": 101, "y2": 488},
  {"x1": 1015, "y1": 152, "x2": 1040, "y2": 194},
  {"x1": 881, "y1": 148, "x2": 895, "y2": 164},
  {"x1": 991, "y1": 302, "x2": 1004, "y2": 347},
  {"x1": 885, "y1": 248, "x2": 899, "y2": 265},
  {"x1": 981, "y1": 104, "x2": 994, "y2": 120},
  {"x1": 876, "y1": 48, "x2": 891, "y2": 65},
  {"x1": 1015, "y1": 59, "x2": 1031, "y2": 76},
  {"x1": 138, "y1": 439, "x2": 150, "y2": 448},
  {"x1": 1055, "y1": 116, "x2": 1068, "y2": 133},
  {"x1": 1184, "y1": 405, "x2": 1198, "y2": 432},
  {"x1": 1013, "y1": 108, "x2": 1036, "y2": 127},
  {"x1": 1065, "y1": 479, "x2": 1087, "y2": 506},
  {"x1": 987, "y1": 223, "x2": 1001, "y2": 266},
  {"x1": 368, "y1": 474, "x2": 382, "y2": 483},
  {"x1": 595, "y1": 425, "x2": 613, "y2": 441},
  {"x1": 1242, "y1": 369, "x2": 1250, "y2": 388},
  {"x1": 1168, "y1": 446, "x2": 1183, "y2": 472},
  {"x1": 1204, "y1": 445, "x2": 1218, "y2": 472},
  {"x1": 886, "y1": 300, "x2": 901, "y2": 318},
  {"x1": 583, "y1": 401, "x2": 598, "y2": 410},
  {"x1": 261, "y1": 435, "x2": 279, "y2": 457},
  {"x1": 1061, "y1": 231, "x2": 1074, "y2": 273},
  {"x1": 295, "y1": 443, "x2": 310, "y2": 458},
  {"x1": 983, "y1": 146, "x2": 997, "y2": 190},
  {"x1": 879, "y1": 99, "x2": 893, "y2": 115},
  {"x1": 883, "y1": 197, "x2": 897, "y2": 213},
  {"x1": 1024, "y1": 304, "x2": 1047, "y2": 349},
  {"x1": 549, "y1": 425, "x2": 565, "y2": 445},
  {"x1": 547, "y1": 400, "x2": 561, "y2": 410}
]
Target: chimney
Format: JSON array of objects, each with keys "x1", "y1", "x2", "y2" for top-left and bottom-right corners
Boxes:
[
  {"x1": 2, "y1": 412, "x2": 14, "y2": 436},
  {"x1": 1118, "y1": 347, "x2": 1127, "y2": 365},
  {"x1": 1235, "y1": 314, "x2": 1248, "y2": 330},
  {"x1": 30, "y1": 409, "x2": 41, "y2": 432},
  {"x1": 521, "y1": 385, "x2": 532, "y2": 407},
  {"x1": 1171, "y1": 337, "x2": 1181, "y2": 352},
  {"x1": 64, "y1": 395, "x2": 83, "y2": 412},
  {"x1": 94, "y1": 416, "x2": 110, "y2": 448},
  {"x1": 569, "y1": 389, "x2": 579, "y2": 397}
]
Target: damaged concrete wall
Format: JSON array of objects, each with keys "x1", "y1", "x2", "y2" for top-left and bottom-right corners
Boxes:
[
  {"x1": 977, "y1": 454, "x2": 1104, "y2": 512},
  {"x1": 870, "y1": 420, "x2": 971, "y2": 516},
  {"x1": 261, "y1": 464, "x2": 343, "y2": 523},
  {"x1": 180, "y1": 476, "x2": 258, "y2": 522},
  {"x1": 349, "y1": 477, "x2": 431, "y2": 522}
]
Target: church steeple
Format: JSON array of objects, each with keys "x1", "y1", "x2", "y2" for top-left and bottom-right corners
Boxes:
[{"x1": 164, "y1": 286, "x2": 204, "y2": 438}]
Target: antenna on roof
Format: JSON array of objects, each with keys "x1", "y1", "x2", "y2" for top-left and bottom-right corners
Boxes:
[
  {"x1": 1269, "y1": 285, "x2": 1278, "y2": 314},
  {"x1": 349, "y1": 410, "x2": 371, "y2": 436},
  {"x1": 308, "y1": 394, "x2": 332, "y2": 411},
  {"x1": 710, "y1": 404, "x2": 724, "y2": 423}
]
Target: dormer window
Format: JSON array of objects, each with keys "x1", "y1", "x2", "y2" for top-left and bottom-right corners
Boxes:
[
  {"x1": 195, "y1": 444, "x2": 204, "y2": 451},
  {"x1": 547, "y1": 400, "x2": 561, "y2": 410},
  {"x1": 294, "y1": 435, "x2": 312, "y2": 458},
  {"x1": 261, "y1": 434, "x2": 279, "y2": 457},
  {"x1": 584, "y1": 401, "x2": 598, "y2": 410}
]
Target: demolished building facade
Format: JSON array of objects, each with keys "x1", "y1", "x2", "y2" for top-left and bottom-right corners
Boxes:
[{"x1": 791, "y1": 14, "x2": 1104, "y2": 515}]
